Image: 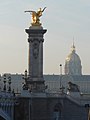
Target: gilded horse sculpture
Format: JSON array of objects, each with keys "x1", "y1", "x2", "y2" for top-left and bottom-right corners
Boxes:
[{"x1": 25, "y1": 7, "x2": 46, "y2": 26}]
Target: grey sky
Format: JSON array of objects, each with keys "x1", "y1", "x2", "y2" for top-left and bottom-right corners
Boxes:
[{"x1": 0, "y1": 0, "x2": 90, "y2": 74}]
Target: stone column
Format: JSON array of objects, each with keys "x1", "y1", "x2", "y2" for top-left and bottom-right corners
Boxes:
[{"x1": 25, "y1": 26, "x2": 47, "y2": 92}]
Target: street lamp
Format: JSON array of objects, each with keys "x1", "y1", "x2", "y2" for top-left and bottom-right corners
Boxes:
[
  {"x1": 3, "y1": 74, "x2": 6, "y2": 91},
  {"x1": 8, "y1": 76, "x2": 11, "y2": 92},
  {"x1": 22, "y1": 70, "x2": 29, "y2": 90},
  {"x1": 60, "y1": 64, "x2": 62, "y2": 88},
  {"x1": 59, "y1": 64, "x2": 65, "y2": 93}
]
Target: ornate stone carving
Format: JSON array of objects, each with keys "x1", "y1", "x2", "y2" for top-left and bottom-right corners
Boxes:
[
  {"x1": 33, "y1": 40, "x2": 39, "y2": 59},
  {"x1": 67, "y1": 81, "x2": 80, "y2": 92}
]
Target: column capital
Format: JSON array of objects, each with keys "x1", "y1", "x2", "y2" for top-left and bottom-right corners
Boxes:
[{"x1": 25, "y1": 28, "x2": 47, "y2": 35}]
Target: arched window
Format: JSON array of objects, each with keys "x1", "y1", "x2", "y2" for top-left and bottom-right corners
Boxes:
[{"x1": 53, "y1": 103, "x2": 62, "y2": 120}]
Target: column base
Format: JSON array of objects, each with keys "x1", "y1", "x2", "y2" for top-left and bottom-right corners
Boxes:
[{"x1": 27, "y1": 80, "x2": 46, "y2": 93}]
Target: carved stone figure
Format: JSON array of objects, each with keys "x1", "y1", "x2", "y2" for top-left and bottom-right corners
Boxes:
[{"x1": 67, "y1": 81, "x2": 80, "y2": 92}]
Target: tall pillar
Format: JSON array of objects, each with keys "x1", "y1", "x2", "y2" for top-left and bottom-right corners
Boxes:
[{"x1": 25, "y1": 26, "x2": 47, "y2": 92}]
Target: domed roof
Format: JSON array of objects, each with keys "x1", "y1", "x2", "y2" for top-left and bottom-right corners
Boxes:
[
  {"x1": 66, "y1": 44, "x2": 81, "y2": 63},
  {"x1": 65, "y1": 43, "x2": 82, "y2": 75}
]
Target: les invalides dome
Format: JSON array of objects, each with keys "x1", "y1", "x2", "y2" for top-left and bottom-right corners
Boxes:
[{"x1": 65, "y1": 43, "x2": 82, "y2": 75}]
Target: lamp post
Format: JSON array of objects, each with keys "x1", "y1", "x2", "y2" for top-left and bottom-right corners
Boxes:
[
  {"x1": 59, "y1": 64, "x2": 65, "y2": 93},
  {"x1": 8, "y1": 76, "x2": 11, "y2": 92},
  {"x1": 3, "y1": 74, "x2": 6, "y2": 91},
  {"x1": 60, "y1": 64, "x2": 62, "y2": 88},
  {"x1": 22, "y1": 70, "x2": 29, "y2": 90}
]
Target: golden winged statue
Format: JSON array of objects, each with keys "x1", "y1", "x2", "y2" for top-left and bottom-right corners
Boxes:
[{"x1": 25, "y1": 7, "x2": 46, "y2": 26}]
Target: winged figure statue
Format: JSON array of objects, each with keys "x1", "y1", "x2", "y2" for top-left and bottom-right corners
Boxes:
[{"x1": 25, "y1": 7, "x2": 46, "y2": 26}]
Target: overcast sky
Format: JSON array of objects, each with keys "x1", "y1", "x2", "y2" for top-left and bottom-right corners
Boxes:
[{"x1": 0, "y1": 0, "x2": 90, "y2": 75}]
